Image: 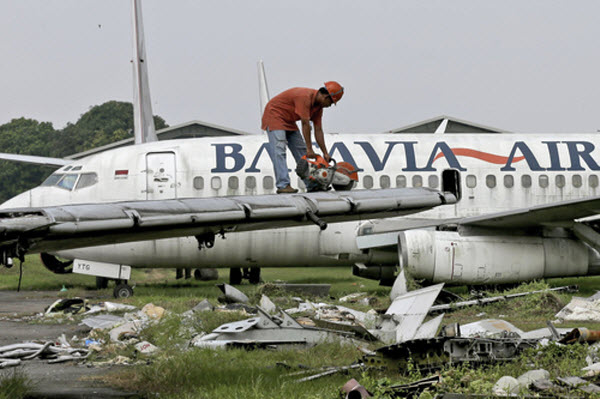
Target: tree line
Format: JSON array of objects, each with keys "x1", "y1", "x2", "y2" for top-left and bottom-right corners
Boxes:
[{"x1": 0, "y1": 101, "x2": 167, "y2": 203}]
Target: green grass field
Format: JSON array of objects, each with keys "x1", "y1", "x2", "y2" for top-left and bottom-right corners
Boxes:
[{"x1": 3, "y1": 255, "x2": 600, "y2": 398}]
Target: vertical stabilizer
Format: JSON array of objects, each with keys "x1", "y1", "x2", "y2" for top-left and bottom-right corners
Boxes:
[
  {"x1": 258, "y1": 60, "x2": 270, "y2": 131},
  {"x1": 132, "y1": 0, "x2": 158, "y2": 144}
]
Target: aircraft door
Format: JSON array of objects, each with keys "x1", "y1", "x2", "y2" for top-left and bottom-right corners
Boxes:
[{"x1": 146, "y1": 152, "x2": 177, "y2": 200}]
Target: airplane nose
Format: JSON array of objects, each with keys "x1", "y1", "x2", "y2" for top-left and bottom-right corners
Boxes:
[{"x1": 0, "y1": 190, "x2": 32, "y2": 209}]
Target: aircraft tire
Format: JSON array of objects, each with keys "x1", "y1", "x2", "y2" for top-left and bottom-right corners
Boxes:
[
  {"x1": 113, "y1": 283, "x2": 134, "y2": 299},
  {"x1": 96, "y1": 277, "x2": 109, "y2": 289},
  {"x1": 229, "y1": 268, "x2": 242, "y2": 285},
  {"x1": 249, "y1": 267, "x2": 261, "y2": 284}
]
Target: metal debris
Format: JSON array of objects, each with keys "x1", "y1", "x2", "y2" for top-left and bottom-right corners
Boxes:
[
  {"x1": 559, "y1": 327, "x2": 600, "y2": 344},
  {"x1": 430, "y1": 285, "x2": 577, "y2": 313},
  {"x1": 192, "y1": 299, "x2": 214, "y2": 312},
  {"x1": 0, "y1": 341, "x2": 88, "y2": 368},
  {"x1": 217, "y1": 283, "x2": 249, "y2": 304},
  {"x1": 341, "y1": 378, "x2": 372, "y2": 398},
  {"x1": 81, "y1": 314, "x2": 124, "y2": 330},
  {"x1": 44, "y1": 298, "x2": 88, "y2": 315}
]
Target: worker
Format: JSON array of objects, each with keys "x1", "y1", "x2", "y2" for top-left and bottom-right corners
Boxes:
[{"x1": 261, "y1": 81, "x2": 344, "y2": 193}]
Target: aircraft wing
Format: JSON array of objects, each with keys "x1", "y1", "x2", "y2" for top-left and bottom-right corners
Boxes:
[
  {"x1": 0, "y1": 153, "x2": 71, "y2": 167},
  {"x1": 356, "y1": 195, "x2": 600, "y2": 250},
  {"x1": 0, "y1": 187, "x2": 458, "y2": 258}
]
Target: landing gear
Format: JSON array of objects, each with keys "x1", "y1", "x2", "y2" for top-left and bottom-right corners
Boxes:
[
  {"x1": 229, "y1": 268, "x2": 242, "y2": 285},
  {"x1": 229, "y1": 267, "x2": 261, "y2": 285},
  {"x1": 113, "y1": 282, "x2": 133, "y2": 298}
]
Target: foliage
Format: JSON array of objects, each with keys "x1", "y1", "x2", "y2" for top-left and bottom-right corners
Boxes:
[
  {"x1": 0, "y1": 101, "x2": 168, "y2": 202},
  {"x1": 0, "y1": 369, "x2": 31, "y2": 399}
]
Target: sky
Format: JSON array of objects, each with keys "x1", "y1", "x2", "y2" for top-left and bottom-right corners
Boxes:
[{"x1": 0, "y1": 1, "x2": 599, "y2": 134}]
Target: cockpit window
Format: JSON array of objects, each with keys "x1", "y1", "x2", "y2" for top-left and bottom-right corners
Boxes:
[
  {"x1": 71, "y1": 166, "x2": 82, "y2": 171},
  {"x1": 57, "y1": 174, "x2": 78, "y2": 190},
  {"x1": 76, "y1": 173, "x2": 98, "y2": 189},
  {"x1": 41, "y1": 174, "x2": 64, "y2": 186}
]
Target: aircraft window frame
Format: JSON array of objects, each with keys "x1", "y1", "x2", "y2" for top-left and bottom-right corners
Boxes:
[
  {"x1": 211, "y1": 176, "x2": 222, "y2": 190},
  {"x1": 573, "y1": 174, "x2": 583, "y2": 188},
  {"x1": 590, "y1": 175, "x2": 599, "y2": 188},
  {"x1": 228, "y1": 176, "x2": 239, "y2": 190},
  {"x1": 75, "y1": 172, "x2": 98, "y2": 190},
  {"x1": 41, "y1": 173, "x2": 64, "y2": 187},
  {"x1": 246, "y1": 176, "x2": 256, "y2": 189},
  {"x1": 485, "y1": 175, "x2": 496, "y2": 189},
  {"x1": 396, "y1": 175, "x2": 406, "y2": 188},
  {"x1": 556, "y1": 174, "x2": 565, "y2": 188},
  {"x1": 465, "y1": 175, "x2": 476, "y2": 189},
  {"x1": 63, "y1": 166, "x2": 72, "y2": 172},
  {"x1": 363, "y1": 175, "x2": 374, "y2": 189},
  {"x1": 428, "y1": 175, "x2": 439, "y2": 188},
  {"x1": 504, "y1": 175, "x2": 514, "y2": 188},
  {"x1": 193, "y1": 176, "x2": 204, "y2": 190},
  {"x1": 263, "y1": 176, "x2": 274, "y2": 190},
  {"x1": 521, "y1": 174, "x2": 532, "y2": 188},
  {"x1": 412, "y1": 175, "x2": 423, "y2": 188},
  {"x1": 538, "y1": 175, "x2": 549, "y2": 189},
  {"x1": 71, "y1": 166, "x2": 82, "y2": 171},
  {"x1": 380, "y1": 175, "x2": 390, "y2": 188},
  {"x1": 57, "y1": 174, "x2": 79, "y2": 191}
]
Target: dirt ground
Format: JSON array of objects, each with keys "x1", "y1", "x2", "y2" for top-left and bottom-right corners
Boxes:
[{"x1": 0, "y1": 290, "x2": 140, "y2": 399}]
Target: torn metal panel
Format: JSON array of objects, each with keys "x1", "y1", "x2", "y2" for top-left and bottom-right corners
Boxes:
[
  {"x1": 217, "y1": 283, "x2": 249, "y2": 304},
  {"x1": 81, "y1": 314, "x2": 124, "y2": 330},
  {"x1": 413, "y1": 314, "x2": 444, "y2": 340},
  {"x1": 341, "y1": 378, "x2": 373, "y2": 398},
  {"x1": 459, "y1": 319, "x2": 524, "y2": 338}
]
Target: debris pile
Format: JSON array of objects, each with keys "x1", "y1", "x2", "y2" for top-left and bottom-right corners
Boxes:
[{"x1": 0, "y1": 339, "x2": 88, "y2": 369}]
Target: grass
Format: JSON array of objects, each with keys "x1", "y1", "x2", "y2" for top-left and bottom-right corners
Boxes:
[
  {"x1": 5, "y1": 256, "x2": 600, "y2": 397},
  {"x1": 0, "y1": 369, "x2": 31, "y2": 399}
]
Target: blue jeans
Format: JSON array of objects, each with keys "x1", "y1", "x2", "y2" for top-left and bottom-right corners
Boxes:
[{"x1": 267, "y1": 129, "x2": 307, "y2": 189}]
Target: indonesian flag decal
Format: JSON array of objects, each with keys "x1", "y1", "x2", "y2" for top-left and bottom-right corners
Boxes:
[{"x1": 114, "y1": 170, "x2": 129, "y2": 180}]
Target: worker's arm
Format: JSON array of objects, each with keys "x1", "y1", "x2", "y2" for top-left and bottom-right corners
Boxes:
[
  {"x1": 301, "y1": 119, "x2": 317, "y2": 158},
  {"x1": 314, "y1": 125, "x2": 330, "y2": 162}
]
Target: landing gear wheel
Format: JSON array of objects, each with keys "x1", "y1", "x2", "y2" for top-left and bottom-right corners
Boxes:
[
  {"x1": 249, "y1": 267, "x2": 261, "y2": 284},
  {"x1": 229, "y1": 268, "x2": 242, "y2": 285},
  {"x1": 113, "y1": 283, "x2": 133, "y2": 298},
  {"x1": 96, "y1": 276, "x2": 109, "y2": 289}
]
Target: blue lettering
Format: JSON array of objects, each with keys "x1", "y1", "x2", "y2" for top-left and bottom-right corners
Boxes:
[
  {"x1": 542, "y1": 141, "x2": 565, "y2": 171},
  {"x1": 500, "y1": 141, "x2": 544, "y2": 171},
  {"x1": 425, "y1": 142, "x2": 466, "y2": 171},
  {"x1": 211, "y1": 144, "x2": 245, "y2": 173},
  {"x1": 245, "y1": 143, "x2": 275, "y2": 173},
  {"x1": 355, "y1": 141, "x2": 403, "y2": 172},
  {"x1": 329, "y1": 142, "x2": 363, "y2": 171},
  {"x1": 564, "y1": 141, "x2": 600, "y2": 171}
]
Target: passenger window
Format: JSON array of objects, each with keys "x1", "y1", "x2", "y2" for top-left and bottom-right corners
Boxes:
[
  {"x1": 380, "y1": 175, "x2": 390, "y2": 188},
  {"x1": 396, "y1": 175, "x2": 407, "y2": 188},
  {"x1": 57, "y1": 174, "x2": 78, "y2": 190},
  {"x1": 41, "y1": 173, "x2": 64, "y2": 187},
  {"x1": 428, "y1": 175, "x2": 439, "y2": 188},
  {"x1": 556, "y1": 174, "x2": 565, "y2": 188},
  {"x1": 465, "y1": 175, "x2": 476, "y2": 188},
  {"x1": 263, "y1": 176, "x2": 274, "y2": 190},
  {"x1": 485, "y1": 175, "x2": 496, "y2": 188},
  {"x1": 504, "y1": 175, "x2": 514, "y2": 188},
  {"x1": 228, "y1": 176, "x2": 239, "y2": 190},
  {"x1": 363, "y1": 175, "x2": 374, "y2": 189},
  {"x1": 412, "y1": 175, "x2": 423, "y2": 188},
  {"x1": 245, "y1": 176, "x2": 256, "y2": 189},
  {"x1": 211, "y1": 177, "x2": 221, "y2": 190},
  {"x1": 521, "y1": 175, "x2": 532, "y2": 188},
  {"x1": 590, "y1": 175, "x2": 599, "y2": 188},
  {"x1": 539, "y1": 175, "x2": 549, "y2": 189},
  {"x1": 75, "y1": 173, "x2": 98, "y2": 189},
  {"x1": 193, "y1": 176, "x2": 204, "y2": 190},
  {"x1": 573, "y1": 174, "x2": 582, "y2": 188}
]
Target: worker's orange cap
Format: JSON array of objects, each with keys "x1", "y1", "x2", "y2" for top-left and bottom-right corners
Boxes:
[{"x1": 324, "y1": 81, "x2": 344, "y2": 104}]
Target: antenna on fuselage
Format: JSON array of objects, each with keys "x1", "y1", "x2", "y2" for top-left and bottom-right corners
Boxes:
[
  {"x1": 258, "y1": 60, "x2": 270, "y2": 133},
  {"x1": 132, "y1": 0, "x2": 158, "y2": 144}
]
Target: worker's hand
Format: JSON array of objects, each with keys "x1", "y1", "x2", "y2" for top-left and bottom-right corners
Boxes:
[
  {"x1": 306, "y1": 149, "x2": 317, "y2": 159},
  {"x1": 323, "y1": 153, "x2": 331, "y2": 163}
]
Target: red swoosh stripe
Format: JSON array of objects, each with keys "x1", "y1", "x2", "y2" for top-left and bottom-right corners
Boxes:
[{"x1": 433, "y1": 148, "x2": 525, "y2": 164}]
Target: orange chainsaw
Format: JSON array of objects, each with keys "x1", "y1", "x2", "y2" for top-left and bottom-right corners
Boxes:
[{"x1": 296, "y1": 155, "x2": 359, "y2": 191}]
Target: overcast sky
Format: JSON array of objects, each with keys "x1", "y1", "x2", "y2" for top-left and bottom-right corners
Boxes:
[{"x1": 0, "y1": 1, "x2": 599, "y2": 134}]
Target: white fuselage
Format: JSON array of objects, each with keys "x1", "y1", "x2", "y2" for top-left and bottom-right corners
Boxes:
[{"x1": 2, "y1": 133, "x2": 599, "y2": 271}]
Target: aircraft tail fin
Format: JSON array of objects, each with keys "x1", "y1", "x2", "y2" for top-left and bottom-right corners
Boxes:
[
  {"x1": 132, "y1": 0, "x2": 158, "y2": 144},
  {"x1": 258, "y1": 60, "x2": 270, "y2": 132}
]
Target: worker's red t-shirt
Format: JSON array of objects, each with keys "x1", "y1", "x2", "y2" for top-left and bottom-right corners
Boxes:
[{"x1": 261, "y1": 87, "x2": 323, "y2": 131}]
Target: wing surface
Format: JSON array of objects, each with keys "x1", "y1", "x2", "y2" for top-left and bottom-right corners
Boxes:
[{"x1": 0, "y1": 187, "x2": 457, "y2": 256}]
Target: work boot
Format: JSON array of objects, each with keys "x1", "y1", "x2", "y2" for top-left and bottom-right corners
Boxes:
[{"x1": 276, "y1": 185, "x2": 298, "y2": 194}]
